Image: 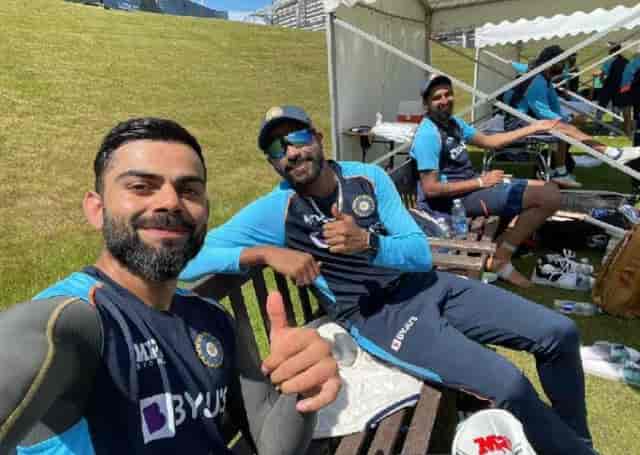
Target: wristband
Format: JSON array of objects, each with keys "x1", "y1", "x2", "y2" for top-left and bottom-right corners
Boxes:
[{"x1": 477, "y1": 177, "x2": 484, "y2": 188}]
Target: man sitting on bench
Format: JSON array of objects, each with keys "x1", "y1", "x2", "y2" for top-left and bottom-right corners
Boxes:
[
  {"x1": 411, "y1": 74, "x2": 562, "y2": 287},
  {"x1": 181, "y1": 105, "x2": 599, "y2": 455}
]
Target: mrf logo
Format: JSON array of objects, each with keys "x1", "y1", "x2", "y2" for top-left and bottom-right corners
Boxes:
[{"x1": 473, "y1": 434, "x2": 512, "y2": 454}]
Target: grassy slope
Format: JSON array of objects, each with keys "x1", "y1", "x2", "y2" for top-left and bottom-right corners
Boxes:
[{"x1": 1, "y1": 1, "x2": 639, "y2": 451}]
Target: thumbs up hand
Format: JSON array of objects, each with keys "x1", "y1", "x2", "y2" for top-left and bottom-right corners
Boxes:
[
  {"x1": 322, "y1": 204, "x2": 370, "y2": 254},
  {"x1": 261, "y1": 292, "x2": 341, "y2": 413}
]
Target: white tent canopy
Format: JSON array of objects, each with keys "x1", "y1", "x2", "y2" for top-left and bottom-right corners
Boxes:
[
  {"x1": 325, "y1": 0, "x2": 640, "y2": 162},
  {"x1": 475, "y1": 5, "x2": 640, "y2": 48},
  {"x1": 471, "y1": 3, "x2": 640, "y2": 124}
]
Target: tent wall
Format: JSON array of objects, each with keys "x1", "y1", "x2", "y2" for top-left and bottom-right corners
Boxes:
[
  {"x1": 473, "y1": 44, "x2": 519, "y2": 123},
  {"x1": 330, "y1": 1, "x2": 428, "y2": 161}
]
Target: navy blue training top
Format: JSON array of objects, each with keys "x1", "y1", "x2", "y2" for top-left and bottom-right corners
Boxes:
[
  {"x1": 32, "y1": 266, "x2": 236, "y2": 455},
  {"x1": 180, "y1": 161, "x2": 432, "y2": 322}
]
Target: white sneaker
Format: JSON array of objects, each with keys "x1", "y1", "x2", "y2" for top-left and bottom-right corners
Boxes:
[
  {"x1": 542, "y1": 249, "x2": 594, "y2": 275},
  {"x1": 531, "y1": 262, "x2": 593, "y2": 290},
  {"x1": 614, "y1": 147, "x2": 640, "y2": 165},
  {"x1": 550, "y1": 171, "x2": 583, "y2": 188}
]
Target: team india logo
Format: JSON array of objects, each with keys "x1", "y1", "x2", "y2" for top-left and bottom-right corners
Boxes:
[
  {"x1": 195, "y1": 332, "x2": 224, "y2": 368},
  {"x1": 352, "y1": 194, "x2": 375, "y2": 217}
]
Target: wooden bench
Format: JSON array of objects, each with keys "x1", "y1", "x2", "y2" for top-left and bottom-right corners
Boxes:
[
  {"x1": 192, "y1": 267, "x2": 461, "y2": 455},
  {"x1": 387, "y1": 158, "x2": 500, "y2": 279},
  {"x1": 188, "y1": 161, "x2": 501, "y2": 454}
]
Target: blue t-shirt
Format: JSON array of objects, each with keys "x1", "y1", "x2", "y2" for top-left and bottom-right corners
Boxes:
[
  {"x1": 512, "y1": 73, "x2": 566, "y2": 121},
  {"x1": 180, "y1": 161, "x2": 432, "y2": 322},
  {"x1": 409, "y1": 116, "x2": 477, "y2": 212},
  {"x1": 621, "y1": 56, "x2": 640, "y2": 91},
  {"x1": 409, "y1": 116, "x2": 477, "y2": 177}
]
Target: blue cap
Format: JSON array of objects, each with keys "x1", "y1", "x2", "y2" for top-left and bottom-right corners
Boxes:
[
  {"x1": 421, "y1": 74, "x2": 452, "y2": 99},
  {"x1": 258, "y1": 105, "x2": 313, "y2": 151}
]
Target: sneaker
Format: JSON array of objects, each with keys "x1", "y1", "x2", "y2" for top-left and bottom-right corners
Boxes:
[
  {"x1": 550, "y1": 170, "x2": 583, "y2": 188},
  {"x1": 531, "y1": 261, "x2": 593, "y2": 290},
  {"x1": 542, "y1": 249, "x2": 594, "y2": 275},
  {"x1": 614, "y1": 146, "x2": 640, "y2": 165}
]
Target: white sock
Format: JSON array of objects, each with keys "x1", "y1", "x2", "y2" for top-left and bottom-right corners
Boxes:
[
  {"x1": 605, "y1": 146, "x2": 622, "y2": 159},
  {"x1": 554, "y1": 166, "x2": 567, "y2": 175}
]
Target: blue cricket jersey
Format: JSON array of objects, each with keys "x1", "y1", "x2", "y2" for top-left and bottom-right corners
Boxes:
[
  {"x1": 181, "y1": 161, "x2": 432, "y2": 322},
  {"x1": 30, "y1": 266, "x2": 236, "y2": 454}
]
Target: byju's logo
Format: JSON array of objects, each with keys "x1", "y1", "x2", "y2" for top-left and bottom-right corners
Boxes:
[
  {"x1": 139, "y1": 388, "x2": 229, "y2": 444},
  {"x1": 134, "y1": 339, "x2": 165, "y2": 370},
  {"x1": 140, "y1": 393, "x2": 176, "y2": 444},
  {"x1": 390, "y1": 316, "x2": 418, "y2": 352}
]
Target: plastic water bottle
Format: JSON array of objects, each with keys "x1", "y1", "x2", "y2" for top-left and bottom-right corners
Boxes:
[
  {"x1": 451, "y1": 199, "x2": 468, "y2": 239},
  {"x1": 437, "y1": 217, "x2": 451, "y2": 239},
  {"x1": 553, "y1": 300, "x2": 601, "y2": 316}
]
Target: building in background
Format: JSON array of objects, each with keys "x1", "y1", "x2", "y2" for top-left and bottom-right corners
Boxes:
[
  {"x1": 67, "y1": 0, "x2": 228, "y2": 19},
  {"x1": 270, "y1": 0, "x2": 324, "y2": 31}
]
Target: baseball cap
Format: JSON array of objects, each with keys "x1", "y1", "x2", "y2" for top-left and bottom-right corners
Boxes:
[
  {"x1": 258, "y1": 105, "x2": 313, "y2": 151},
  {"x1": 421, "y1": 74, "x2": 452, "y2": 99},
  {"x1": 535, "y1": 45, "x2": 565, "y2": 66}
]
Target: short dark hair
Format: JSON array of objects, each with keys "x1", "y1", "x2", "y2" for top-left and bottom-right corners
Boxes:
[{"x1": 94, "y1": 117, "x2": 205, "y2": 193}]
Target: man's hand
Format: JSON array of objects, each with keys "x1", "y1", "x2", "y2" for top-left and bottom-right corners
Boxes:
[
  {"x1": 322, "y1": 204, "x2": 369, "y2": 254},
  {"x1": 480, "y1": 169, "x2": 505, "y2": 187},
  {"x1": 262, "y1": 247, "x2": 321, "y2": 287},
  {"x1": 261, "y1": 292, "x2": 341, "y2": 413},
  {"x1": 531, "y1": 118, "x2": 561, "y2": 134}
]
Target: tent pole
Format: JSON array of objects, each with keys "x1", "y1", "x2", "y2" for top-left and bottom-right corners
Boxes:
[
  {"x1": 482, "y1": 49, "x2": 624, "y2": 122},
  {"x1": 333, "y1": 17, "x2": 640, "y2": 181},
  {"x1": 326, "y1": 12, "x2": 340, "y2": 160},
  {"x1": 458, "y1": 6, "x2": 640, "y2": 119},
  {"x1": 472, "y1": 47, "x2": 480, "y2": 123}
]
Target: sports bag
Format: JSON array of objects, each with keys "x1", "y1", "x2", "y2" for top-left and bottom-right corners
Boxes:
[{"x1": 592, "y1": 224, "x2": 640, "y2": 318}]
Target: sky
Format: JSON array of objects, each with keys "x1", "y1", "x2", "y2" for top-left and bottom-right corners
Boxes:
[{"x1": 204, "y1": 0, "x2": 272, "y2": 13}]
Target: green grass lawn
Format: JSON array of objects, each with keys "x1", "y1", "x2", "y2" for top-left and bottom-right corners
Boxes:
[{"x1": 1, "y1": 0, "x2": 639, "y2": 452}]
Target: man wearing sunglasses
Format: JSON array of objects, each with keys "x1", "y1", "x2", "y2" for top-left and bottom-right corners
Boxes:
[{"x1": 180, "y1": 106, "x2": 598, "y2": 455}]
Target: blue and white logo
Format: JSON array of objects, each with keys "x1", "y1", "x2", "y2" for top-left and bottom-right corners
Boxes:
[{"x1": 195, "y1": 332, "x2": 224, "y2": 368}]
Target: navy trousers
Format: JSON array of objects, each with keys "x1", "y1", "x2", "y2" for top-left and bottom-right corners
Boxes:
[{"x1": 348, "y1": 271, "x2": 594, "y2": 455}]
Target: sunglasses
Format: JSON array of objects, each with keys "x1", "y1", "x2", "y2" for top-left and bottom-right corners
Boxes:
[{"x1": 265, "y1": 128, "x2": 314, "y2": 160}]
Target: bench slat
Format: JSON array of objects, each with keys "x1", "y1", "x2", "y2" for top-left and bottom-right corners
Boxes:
[
  {"x1": 431, "y1": 253, "x2": 484, "y2": 271},
  {"x1": 367, "y1": 408, "x2": 408, "y2": 454},
  {"x1": 251, "y1": 271, "x2": 271, "y2": 334},
  {"x1": 274, "y1": 272, "x2": 298, "y2": 327},
  {"x1": 401, "y1": 385, "x2": 442, "y2": 455},
  {"x1": 428, "y1": 238, "x2": 495, "y2": 254},
  {"x1": 334, "y1": 431, "x2": 369, "y2": 455},
  {"x1": 297, "y1": 286, "x2": 315, "y2": 324}
]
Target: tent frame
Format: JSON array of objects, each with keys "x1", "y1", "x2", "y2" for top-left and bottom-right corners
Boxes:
[{"x1": 325, "y1": 6, "x2": 640, "y2": 180}]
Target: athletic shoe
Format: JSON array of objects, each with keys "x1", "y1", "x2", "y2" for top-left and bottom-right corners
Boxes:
[
  {"x1": 542, "y1": 249, "x2": 594, "y2": 275},
  {"x1": 531, "y1": 261, "x2": 593, "y2": 290},
  {"x1": 550, "y1": 170, "x2": 583, "y2": 188},
  {"x1": 614, "y1": 147, "x2": 640, "y2": 165}
]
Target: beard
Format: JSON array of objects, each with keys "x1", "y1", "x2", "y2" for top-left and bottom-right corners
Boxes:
[
  {"x1": 282, "y1": 151, "x2": 325, "y2": 187},
  {"x1": 427, "y1": 105, "x2": 454, "y2": 130},
  {"x1": 102, "y1": 209, "x2": 206, "y2": 282}
]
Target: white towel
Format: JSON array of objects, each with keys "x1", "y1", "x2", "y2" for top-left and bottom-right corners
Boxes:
[
  {"x1": 370, "y1": 112, "x2": 418, "y2": 144},
  {"x1": 309, "y1": 318, "x2": 423, "y2": 438}
]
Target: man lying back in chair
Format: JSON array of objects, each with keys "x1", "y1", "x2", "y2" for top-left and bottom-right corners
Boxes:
[
  {"x1": 410, "y1": 74, "x2": 563, "y2": 287},
  {"x1": 180, "y1": 105, "x2": 600, "y2": 455},
  {"x1": 504, "y1": 45, "x2": 640, "y2": 187}
]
